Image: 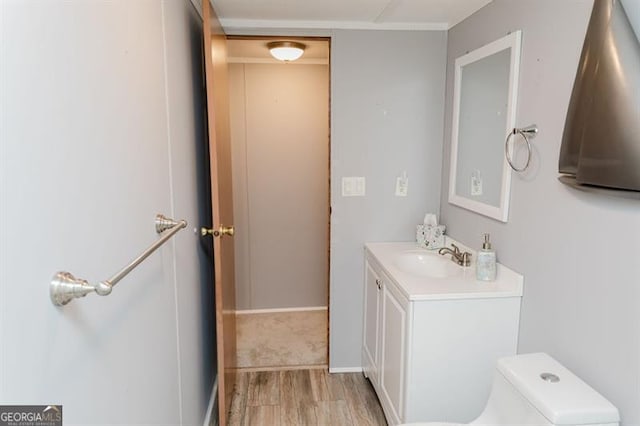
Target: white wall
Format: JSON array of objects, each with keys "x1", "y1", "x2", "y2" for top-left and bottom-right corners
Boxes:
[
  {"x1": 439, "y1": 1, "x2": 640, "y2": 424},
  {"x1": 0, "y1": 1, "x2": 214, "y2": 424},
  {"x1": 229, "y1": 63, "x2": 329, "y2": 310},
  {"x1": 329, "y1": 30, "x2": 447, "y2": 370}
]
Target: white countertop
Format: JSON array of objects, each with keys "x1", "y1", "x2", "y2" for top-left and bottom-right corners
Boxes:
[{"x1": 365, "y1": 241, "x2": 523, "y2": 301}]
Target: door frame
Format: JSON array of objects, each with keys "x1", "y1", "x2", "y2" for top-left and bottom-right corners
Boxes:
[{"x1": 225, "y1": 34, "x2": 332, "y2": 364}]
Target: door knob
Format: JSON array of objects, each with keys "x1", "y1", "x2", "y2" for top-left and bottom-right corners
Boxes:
[{"x1": 201, "y1": 225, "x2": 235, "y2": 237}]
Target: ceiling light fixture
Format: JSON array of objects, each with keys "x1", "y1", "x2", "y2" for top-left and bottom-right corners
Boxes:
[{"x1": 267, "y1": 41, "x2": 306, "y2": 62}]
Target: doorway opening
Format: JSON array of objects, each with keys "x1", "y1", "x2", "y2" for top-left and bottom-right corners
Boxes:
[{"x1": 226, "y1": 36, "x2": 331, "y2": 370}]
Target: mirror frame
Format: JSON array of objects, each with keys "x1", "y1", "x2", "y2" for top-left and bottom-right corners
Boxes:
[{"x1": 448, "y1": 31, "x2": 522, "y2": 222}]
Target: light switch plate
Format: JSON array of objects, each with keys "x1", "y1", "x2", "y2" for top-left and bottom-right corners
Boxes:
[
  {"x1": 354, "y1": 177, "x2": 365, "y2": 196},
  {"x1": 342, "y1": 177, "x2": 365, "y2": 196}
]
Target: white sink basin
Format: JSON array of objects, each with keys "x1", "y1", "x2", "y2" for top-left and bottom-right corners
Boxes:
[
  {"x1": 394, "y1": 250, "x2": 463, "y2": 278},
  {"x1": 366, "y1": 242, "x2": 524, "y2": 301}
]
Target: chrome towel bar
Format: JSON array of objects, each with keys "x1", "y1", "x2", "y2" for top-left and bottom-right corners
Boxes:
[{"x1": 50, "y1": 214, "x2": 187, "y2": 306}]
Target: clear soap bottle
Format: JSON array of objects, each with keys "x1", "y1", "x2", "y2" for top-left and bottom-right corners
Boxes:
[{"x1": 476, "y1": 233, "x2": 496, "y2": 281}]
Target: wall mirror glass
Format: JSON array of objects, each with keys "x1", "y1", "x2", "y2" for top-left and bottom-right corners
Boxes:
[{"x1": 448, "y1": 31, "x2": 522, "y2": 222}]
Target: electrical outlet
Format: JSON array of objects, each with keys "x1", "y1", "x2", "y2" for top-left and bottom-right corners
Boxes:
[
  {"x1": 471, "y1": 170, "x2": 483, "y2": 196},
  {"x1": 395, "y1": 176, "x2": 408, "y2": 196}
]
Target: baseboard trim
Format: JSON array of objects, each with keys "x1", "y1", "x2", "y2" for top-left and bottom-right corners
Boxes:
[
  {"x1": 203, "y1": 375, "x2": 218, "y2": 426},
  {"x1": 328, "y1": 366, "x2": 363, "y2": 373},
  {"x1": 237, "y1": 364, "x2": 327, "y2": 373},
  {"x1": 236, "y1": 306, "x2": 327, "y2": 315}
]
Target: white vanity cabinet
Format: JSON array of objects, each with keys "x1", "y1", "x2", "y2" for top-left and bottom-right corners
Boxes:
[
  {"x1": 379, "y1": 271, "x2": 409, "y2": 423},
  {"x1": 362, "y1": 242, "x2": 523, "y2": 425},
  {"x1": 363, "y1": 259, "x2": 409, "y2": 423},
  {"x1": 362, "y1": 261, "x2": 382, "y2": 383}
]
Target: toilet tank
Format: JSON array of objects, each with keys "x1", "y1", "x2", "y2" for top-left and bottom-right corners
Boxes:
[{"x1": 496, "y1": 353, "x2": 620, "y2": 426}]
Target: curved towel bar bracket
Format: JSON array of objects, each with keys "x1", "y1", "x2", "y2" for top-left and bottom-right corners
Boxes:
[
  {"x1": 505, "y1": 124, "x2": 538, "y2": 172},
  {"x1": 50, "y1": 214, "x2": 187, "y2": 306}
]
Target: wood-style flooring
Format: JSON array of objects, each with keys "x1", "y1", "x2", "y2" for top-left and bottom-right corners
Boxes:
[{"x1": 227, "y1": 368, "x2": 388, "y2": 426}]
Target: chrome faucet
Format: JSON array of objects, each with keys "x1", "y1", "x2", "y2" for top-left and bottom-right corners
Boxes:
[{"x1": 438, "y1": 243, "x2": 472, "y2": 267}]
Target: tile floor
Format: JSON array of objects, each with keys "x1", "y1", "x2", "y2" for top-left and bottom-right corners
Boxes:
[
  {"x1": 219, "y1": 310, "x2": 387, "y2": 425},
  {"x1": 228, "y1": 368, "x2": 387, "y2": 426}
]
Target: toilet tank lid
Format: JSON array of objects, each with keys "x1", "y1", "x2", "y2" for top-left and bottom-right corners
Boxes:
[{"x1": 497, "y1": 353, "x2": 620, "y2": 425}]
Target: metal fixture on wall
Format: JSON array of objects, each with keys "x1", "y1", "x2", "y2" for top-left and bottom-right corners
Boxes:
[
  {"x1": 505, "y1": 124, "x2": 538, "y2": 172},
  {"x1": 559, "y1": 0, "x2": 640, "y2": 196},
  {"x1": 49, "y1": 214, "x2": 187, "y2": 306},
  {"x1": 267, "y1": 41, "x2": 306, "y2": 62}
]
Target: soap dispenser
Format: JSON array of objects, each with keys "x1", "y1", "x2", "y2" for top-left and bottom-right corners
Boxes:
[{"x1": 476, "y1": 233, "x2": 496, "y2": 281}]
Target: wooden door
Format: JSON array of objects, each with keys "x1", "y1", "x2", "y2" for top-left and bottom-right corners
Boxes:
[{"x1": 202, "y1": 1, "x2": 237, "y2": 424}]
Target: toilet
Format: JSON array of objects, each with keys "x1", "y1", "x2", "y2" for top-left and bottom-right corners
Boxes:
[{"x1": 402, "y1": 352, "x2": 620, "y2": 426}]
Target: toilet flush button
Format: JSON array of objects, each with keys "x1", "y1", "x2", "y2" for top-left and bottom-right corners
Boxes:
[{"x1": 540, "y1": 372, "x2": 560, "y2": 383}]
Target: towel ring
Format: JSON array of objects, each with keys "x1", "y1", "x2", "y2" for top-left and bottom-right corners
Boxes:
[{"x1": 505, "y1": 124, "x2": 538, "y2": 172}]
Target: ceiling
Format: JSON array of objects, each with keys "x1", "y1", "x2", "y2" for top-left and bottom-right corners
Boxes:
[{"x1": 212, "y1": 0, "x2": 493, "y2": 32}]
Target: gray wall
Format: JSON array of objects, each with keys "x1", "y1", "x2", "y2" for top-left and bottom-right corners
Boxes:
[
  {"x1": 329, "y1": 30, "x2": 448, "y2": 369},
  {"x1": 621, "y1": 0, "x2": 640, "y2": 40},
  {"x1": 229, "y1": 63, "x2": 330, "y2": 310},
  {"x1": 439, "y1": 1, "x2": 640, "y2": 424},
  {"x1": 0, "y1": 1, "x2": 214, "y2": 424}
]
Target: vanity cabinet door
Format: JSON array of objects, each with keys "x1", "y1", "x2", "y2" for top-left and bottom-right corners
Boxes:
[
  {"x1": 363, "y1": 260, "x2": 381, "y2": 383},
  {"x1": 380, "y1": 280, "x2": 408, "y2": 424}
]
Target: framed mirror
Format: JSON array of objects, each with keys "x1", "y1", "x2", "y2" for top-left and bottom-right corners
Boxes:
[{"x1": 448, "y1": 31, "x2": 522, "y2": 222}]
